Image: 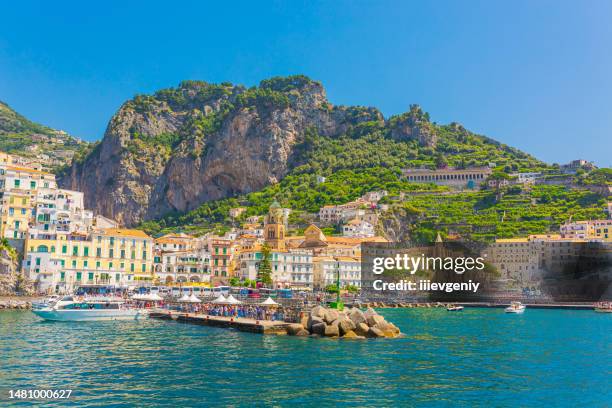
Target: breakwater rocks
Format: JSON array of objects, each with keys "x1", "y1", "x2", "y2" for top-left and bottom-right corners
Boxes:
[
  {"x1": 0, "y1": 299, "x2": 33, "y2": 310},
  {"x1": 286, "y1": 306, "x2": 401, "y2": 339}
]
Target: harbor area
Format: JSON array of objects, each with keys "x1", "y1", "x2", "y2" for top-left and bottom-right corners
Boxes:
[{"x1": 148, "y1": 301, "x2": 402, "y2": 339}]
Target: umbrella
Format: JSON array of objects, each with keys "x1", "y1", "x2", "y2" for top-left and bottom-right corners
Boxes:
[
  {"x1": 261, "y1": 297, "x2": 278, "y2": 306},
  {"x1": 211, "y1": 294, "x2": 227, "y2": 304},
  {"x1": 226, "y1": 295, "x2": 241, "y2": 304},
  {"x1": 188, "y1": 293, "x2": 202, "y2": 303},
  {"x1": 146, "y1": 293, "x2": 163, "y2": 301}
]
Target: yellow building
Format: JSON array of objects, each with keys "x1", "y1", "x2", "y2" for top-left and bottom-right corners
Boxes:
[
  {"x1": 23, "y1": 228, "x2": 154, "y2": 293},
  {"x1": 0, "y1": 190, "x2": 32, "y2": 239},
  {"x1": 0, "y1": 162, "x2": 57, "y2": 239}
]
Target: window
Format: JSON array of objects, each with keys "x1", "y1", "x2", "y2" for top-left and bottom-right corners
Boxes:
[
  {"x1": 72, "y1": 246, "x2": 78, "y2": 256},
  {"x1": 96, "y1": 261, "x2": 100, "y2": 268},
  {"x1": 62, "y1": 245, "x2": 67, "y2": 254},
  {"x1": 88, "y1": 272, "x2": 94, "y2": 281},
  {"x1": 76, "y1": 272, "x2": 82, "y2": 281},
  {"x1": 60, "y1": 272, "x2": 65, "y2": 281},
  {"x1": 84, "y1": 261, "x2": 88, "y2": 268},
  {"x1": 96, "y1": 248, "x2": 101, "y2": 257},
  {"x1": 14, "y1": 180, "x2": 20, "y2": 188},
  {"x1": 84, "y1": 247, "x2": 89, "y2": 257},
  {"x1": 130, "y1": 263, "x2": 135, "y2": 272},
  {"x1": 109, "y1": 262, "x2": 113, "y2": 269},
  {"x1": 131, "y1": 250, "x2": 135, "y2": 259},
  {"x1": 72, "y1": 260, "x2": 77, "y2": 268},
  {"x1": 35, "y1": 258, "x2": 41, "y2": 266},
  {"x1": 120, "y1": 250, "x2": 125, "y2": 259},
  {"x1": 141, "y1": 264, "x2": 146, "y2": 272},
  {"x1": 109, "y1": 249, "x2": 114, "y2": 258},
  {"x1": 30, "y1": 181, "x2": 36, "y2": 189}
]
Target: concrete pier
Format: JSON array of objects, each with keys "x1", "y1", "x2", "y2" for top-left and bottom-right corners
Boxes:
[{"x1": 149, "y1": 310, "x2": 291, "y2": 335}]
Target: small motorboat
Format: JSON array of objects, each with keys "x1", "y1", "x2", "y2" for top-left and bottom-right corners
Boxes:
[
  {"x1": 505, "y1": 301, "x2": 526, "y2": 314},
  {"x1": 594, "y1": 302, "x2": 612, "y2": 313},
  {"x1": 446, "y1": 305, "x2": 464, "y2": 312}
]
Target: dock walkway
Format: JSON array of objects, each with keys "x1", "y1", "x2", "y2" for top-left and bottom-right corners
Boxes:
[{"x1": 149, "y1": 310, "x2": 291, "y2": 335}]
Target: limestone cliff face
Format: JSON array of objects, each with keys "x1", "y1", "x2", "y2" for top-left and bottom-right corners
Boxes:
[{"x1": 59, "y1": 76, "x2": 383, "y2": 226}]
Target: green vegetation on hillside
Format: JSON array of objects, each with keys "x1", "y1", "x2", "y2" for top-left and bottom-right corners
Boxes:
[
  {"x1": 0, "y1": 100, "x2": 88, "y2": 168},
  {"x1": 400, "y1": 185, "x2": 607, "y2": 243},
  {"x1": 138, "y1": 119, "x2": 569, "y2": 238}
]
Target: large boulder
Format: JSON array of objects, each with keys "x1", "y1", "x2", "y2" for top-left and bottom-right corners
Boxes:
[
  {"x1": 296, "y1": 329, "x2": 310, "y2": 336},
  {"x1": 300, "y1": 314, "x2": 309, "y2": 328},
  {"x1": 286, "y1": 323, "x2": 305, "y2": 336},
  {"x1": 348, "y1": 308, "x2": 366, "y2": 325},
  {"x1": 341, "y1": 330, "x2": 365, "y2": 339},
  {"x1": 307, "y1": 315, "x2": 324, "y2": 331},
  {"x1": 324, "y1": 309, "x2": 339, "y2": 324},
  {"x1": 367, "y1": 327, "x2": 385, "y2": 338},
  {"x1": 311, "y1": 322, "x2": 327, "y2": 336},
  {"x1": 367, "y1": 314, "x2": 386, "y2": 327},
  {"x1": 337, "y1": 318, "x2": 356, "y2": 335},
  {"x1": 324, "y1": 324, "x2": 340, "y2": 337},
  {"x1": 310, "y1": 306, "x2": 327, "y2": 319},
  {"x1": 355, "y1": 322, "x2": 370, "y2": 336},
  {"x1": 363, "y1": 307, "x2": 378, "y2": 319}
]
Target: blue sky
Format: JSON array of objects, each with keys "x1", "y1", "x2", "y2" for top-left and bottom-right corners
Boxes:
[{"x1": 0, "y1": 0, "x2": 610, "y2": 166}]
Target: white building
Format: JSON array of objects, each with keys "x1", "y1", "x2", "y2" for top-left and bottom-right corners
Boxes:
[
  {"x1": 238, "y1": 247, "x2": 313, "y2": 289},
  {"x1": 510, "y1": 172, "x2": 542, "y2": 184},
  {"x1": 313, "y1": 256, "x2": 361, "y2": 289},
  {"x1": 342, "y1": 219, "x2": 375, "y2": 238}
]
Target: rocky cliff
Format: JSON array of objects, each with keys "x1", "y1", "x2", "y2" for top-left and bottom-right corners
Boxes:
[{"x1": 59, "y1": 76, "x2": 412, "y2": 226}]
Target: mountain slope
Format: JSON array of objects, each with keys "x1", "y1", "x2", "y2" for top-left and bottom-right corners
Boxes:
[
  {"x1": 59, "y1": 75, "x2": 547, "y2": 227},
  {"x1": 0, "y1": 101, "x2": 89, "y2": 169}
]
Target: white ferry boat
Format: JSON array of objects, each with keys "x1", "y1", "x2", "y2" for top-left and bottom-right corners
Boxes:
[
  {"x1": 446, "y1": 305, "x2": 464, "y2": 312},
  {"x1": 32, "y1": 296, "x2": 148, "y2": 321},
  {"x1": 505, "y1": 301, "x2": 526, "y2": 314}
]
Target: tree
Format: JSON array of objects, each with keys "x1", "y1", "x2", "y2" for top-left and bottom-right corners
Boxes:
[
  {"x1": 229, "y1": 277, "x2": 241, "y2": 287},
  {"x1": 435, "y1": 154, "x2": 448, "y2": 169},
  {"x1": 257, "y1": 244, "x2": 273, "y2": 287},
  {"x1": 325, "y1": 284, "x2": 339, "y2": 293},
  {"x1": 345, "y1": 284, "x2": 360, "y2": 294}
]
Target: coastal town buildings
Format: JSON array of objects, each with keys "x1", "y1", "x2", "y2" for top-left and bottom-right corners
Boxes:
[
  {"x1": 318, "y1": 191, "x2": 385, "y2": 225},
  {"x1": 486, "y1": 227, "x2": 612, "y2": 286},
  {"x1": 342, "y1": 218, "x2": 375, "y2": 238},
  {"x1": 238, "y1": 246, "x2": 313, "y2": 289},
  {"x1": 22, "y1": 228, "x2": 154, "y2": 293},
  {"x1": 153, "y1": 233, "x2": 210, "y2": 284},
  {"x1": 313, "y1": 255, "x2": 361, "y2": 289},
  {"x1": 560, "y1": 220, "x2": 611, "y2": 241},
  {"x1": 402, "y1": 167, "x2": 492, "y2": 189},
  {"x1": 510, "y1": 172, "x2": 542, "y2": 184}
]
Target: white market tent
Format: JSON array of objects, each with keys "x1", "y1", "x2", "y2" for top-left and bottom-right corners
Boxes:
[
  {"x1": 188, "y1": 293, "x2": 202, "y2": 303},
  {"x1": 260, "y1": 297, "x2": 278, "y2": 306},
  {"x1": 145, "y1": 293, "x2": 163, "y2": 301},
  {"x1": 211, "y1": 294, "x2": 227, "y2": 304},
  {"x1": 226, "y1": 295, "x2": 241, "y2": 305},
  {"x1": 178, "y1": 294, "x2": 192, "y2": 302}
]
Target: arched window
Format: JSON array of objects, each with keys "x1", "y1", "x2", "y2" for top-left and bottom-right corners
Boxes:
[{"x1": 37, "y1": 245, "x2": 49, "y2": 253}]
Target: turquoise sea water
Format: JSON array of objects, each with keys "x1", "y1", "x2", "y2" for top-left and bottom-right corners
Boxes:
[{"x1": 0, "y1": 308, "x2": 610, "y2": 407}]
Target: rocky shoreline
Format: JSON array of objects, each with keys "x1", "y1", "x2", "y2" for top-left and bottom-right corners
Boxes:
[
  {"x1": 285, "y1": 306, "x2": 401, "y2": 339},
  {"x1": 0, "y1": 299, "x2": 35, "y2": 310}
]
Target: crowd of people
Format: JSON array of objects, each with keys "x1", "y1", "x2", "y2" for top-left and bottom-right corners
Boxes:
[{"x1": 174, "y1": 303, "x2": 285, "y2": 321}]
